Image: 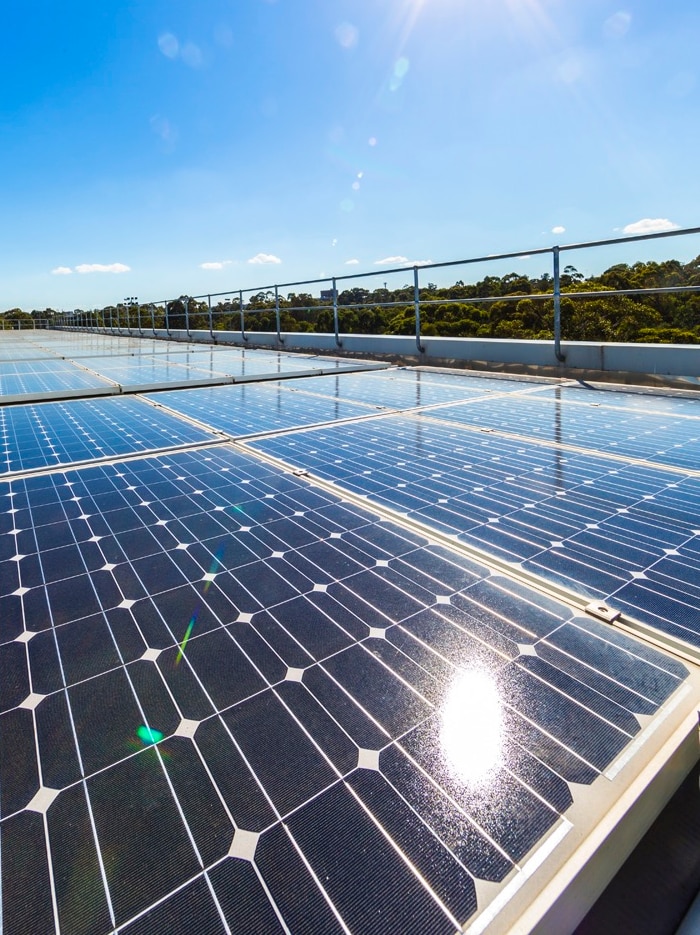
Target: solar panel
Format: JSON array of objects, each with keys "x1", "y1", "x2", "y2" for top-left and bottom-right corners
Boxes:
[
  {"x1": 248, "y1": 403, "x2": 700, "y2": 654},
  {"x1": 147, "y1": 382, "x2": 384, "y2": 437},
  {"x1": 0, "y1": 361, "x2": 113, "y2": 397},
  {"x1": 417, "y1": 391, "x2": 700, "y2": 470},
  {"x1": 253, "y1": 368, "x2": 539, "y2": 409},
  {"x1": 1, "y1": 444, "x2": 695, "y2": 935},
  {"x1": 0, "y1": 396, "x2": 219, "y2": 474}
]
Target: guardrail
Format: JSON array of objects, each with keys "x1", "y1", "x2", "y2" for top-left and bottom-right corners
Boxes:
[
  {"x1": 1, "y1": 318, "x2": 52, "y2": 331},
  {"x1": 58, "y1": 226, "x2": 700, "y2": 361}
]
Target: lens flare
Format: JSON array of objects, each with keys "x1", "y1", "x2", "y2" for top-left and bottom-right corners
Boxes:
[
  {"x1": 175, "y1": 612, "x2": 197, "y2": 665},
  {"x1": 204, "y1": 544, "x2": 227, "y2": 594},
  {"x1": 137, "y1": 725, "x2": 164, "y2": 746}
]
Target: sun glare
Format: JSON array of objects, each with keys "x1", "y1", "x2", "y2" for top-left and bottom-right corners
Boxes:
[{"x1": 440, "y1": 670, "x2": 503, "y2": 785}]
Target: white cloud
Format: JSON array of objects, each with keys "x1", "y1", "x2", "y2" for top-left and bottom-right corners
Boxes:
[
  {"x1": 374, "y1": 256, "x2": 431, "y2": 267},
  {"x1": 200, "y1": 261, "x2": 232, "y2": 270},
  {"x1": 604, "y1": 11, "x2": 632, "y2": 39},
  {"x1": 75, "y1": 263, "x2": 131, "y2": 274},
  {"x1": 345, "y1": 258, "x2": 360, "y2": 265},
  {"x1": 335, "y1": 22, "x2": 359, "y2": 49},
  {"x1": 52, "y1": 266, "x2": 73, "y2": 275},
  {"x1": 622, "y1": 218, "x2": 680, "y2": 235},
  {"x1": 248, "y1": 253, "x2": 281, "y2": 265},
  {"x1": 374, "y1": 255, "x2": 408, "y2": 265},
  {"x1": 552, "y1": 225, "x2": 566, "y2": 234},
  {"x1": 158, "y1": 33, "x2": 179, "y2": 59}
]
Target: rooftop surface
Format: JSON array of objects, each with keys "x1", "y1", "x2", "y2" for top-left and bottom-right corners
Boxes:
[{"x1": 1, "y1": 331, "x2": 699, "y2": 935}]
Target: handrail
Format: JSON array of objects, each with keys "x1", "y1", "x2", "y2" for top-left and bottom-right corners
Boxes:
[{"x1": 57, "y1": 226, "x2": 700, "y2": 359}]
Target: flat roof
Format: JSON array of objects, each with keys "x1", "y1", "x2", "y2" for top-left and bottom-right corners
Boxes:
[{"x1": 1, "y1": 331, "x2": 698, "y2": 935}]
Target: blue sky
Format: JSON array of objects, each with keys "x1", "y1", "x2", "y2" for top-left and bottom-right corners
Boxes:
[{"x1": 2, "y1": 0, "x2": 699, "y2": 311}]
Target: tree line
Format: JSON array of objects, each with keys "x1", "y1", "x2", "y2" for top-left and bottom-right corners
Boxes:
[{"x1": 3, "y1": 254, "x2": 700, "y2": 343}]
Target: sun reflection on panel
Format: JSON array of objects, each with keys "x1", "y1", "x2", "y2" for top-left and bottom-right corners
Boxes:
[{"x1": 440, "y1": 669, "x2": 503, "y2": 785}]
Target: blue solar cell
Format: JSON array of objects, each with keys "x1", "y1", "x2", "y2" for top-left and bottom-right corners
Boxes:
[
  {"x1": 250, "y1": 415, "x2": 700, "y2": 649},
  {"x1": 148, "y1": 382, "x2": 380, "y2": 437},
  {"x1": 0, "y1": 396, "x2": 217, "y2": 473},
  {"x1": 419, "y1": 389, "x2": 700, "y2": 468}
]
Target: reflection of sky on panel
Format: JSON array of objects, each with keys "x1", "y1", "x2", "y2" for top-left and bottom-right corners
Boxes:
[
  {"x1": 76, "y1": 357, "x2": 231, "y2": 385},
  {"x1": 543, "y1": 384, "x2": 700, "y2": 417},
  {"x1": 0, "y1": 396, "x2": 216, "y2": 472},
  {"x1": 0, "y1": 360, "x2": 85, "y2": 374},
  {"x1": 0, "y1": 367, "x2": 112, "y2": 397},
  {"x1": 69, "y1": 350, "x2": 364, "y2": 385},
  {"x1": 250, "y1": 415, "x2": 700, "y2": 648},
  {"x1": 267, "y1": 369, "x2": 533, "y2": 410},
  {"x1": 148, "y1": 382, "x2": 377, "y2": 437},
  {"x1": 420, "y1": 394, "x2": 700, "y2": 469}
]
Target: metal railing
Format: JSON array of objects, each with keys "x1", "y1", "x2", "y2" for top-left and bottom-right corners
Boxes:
[
  {"x1": 1, "y1": 318, "x2": 52, "y2": 331},
  {"x1": 57, "y1": 226, "x2": 700, "y2": 358}
]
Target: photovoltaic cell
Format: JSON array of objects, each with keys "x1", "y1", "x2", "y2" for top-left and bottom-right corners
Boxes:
[
  {"x1": 0, "y1": 360, "x2": 113, "y2": 397},
  {"x1": 419, "y1": 392, "x2": 700, "y2": 469},
  {"x1": 148, "y1": 381, "x2": 379, "y2": 437},
  {"x1": 249, "y1": 415, "x2": 700, "y2": 649},
  {"x1": 0, "y1": 396, "x2": 218, "y2": 472},
  {"x1": 257, "y1": 367, "x2": 539, "y2": 410}
]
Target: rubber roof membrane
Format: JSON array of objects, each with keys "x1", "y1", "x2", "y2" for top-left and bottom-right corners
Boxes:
[{"x1": 1, "y1": 330, "x2": 699, "y2": 935}]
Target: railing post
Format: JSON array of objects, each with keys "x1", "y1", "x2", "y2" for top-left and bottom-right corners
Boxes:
[
  {"x1": 332, "y1": 277, "x2": 342, "y2": 347},
  {"x1": 414, "y1": 266, "x2": 424, "y2": 354},
  {"x1": 553, "y1": 246, "x2": 566, "y2": 362},
  {"x1": 275, "y1": 285, "x2": 284, "y2": 343},
  {"x1": 151, "y1": 305, "x2": 157, "y2": 337},
  {"x1": 137, "y1": 303, "x2": 142, "y2": 337},
  {"x1": 184, "y1": 297, "x2": 190, "y2": 339},
  {"x1": 239, "y1": 290, "x2": 247, "y2": 341},
  {"x1": 208, "y1": 295, "x2": 214, "y2": 341},
  {"x1": 165, "y1": 302, "x2": 171, "y2": 338}
]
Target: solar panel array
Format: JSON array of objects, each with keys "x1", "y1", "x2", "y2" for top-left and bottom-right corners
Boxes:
[
  {"x1": 1, "y1": 331, "x2": 698, "y2": 935},
  {"x1": 0, "y1": 333, "x2": 383, "y2": 403}
]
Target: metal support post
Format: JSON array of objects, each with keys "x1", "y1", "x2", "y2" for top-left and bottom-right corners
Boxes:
[
  {"x1": 414, "y1": 266, "x2": 425, "y2": 354},
  {"x1": 275, "y1": 285, "x2": 283, "y2": 343},
  {"x1": 184, "y1": 297, "x2": 190, "y2": 339},
  {"x1": 332, "y1": 277, "x2": 342, "y2": 347},
  {"x1": 553, "y1": 246, "x2": 566, "y2": 362},
  {"x1": 208, "y1": 295, "x2": 214, "y2": 341},
  {"x1": 240, "y1": 291, "x2": 247, "y2": 341}
]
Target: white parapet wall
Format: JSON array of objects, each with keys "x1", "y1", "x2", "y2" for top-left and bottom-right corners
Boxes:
[{"x1": 128, "y1": 329, "x2": 700, "y2": 380}]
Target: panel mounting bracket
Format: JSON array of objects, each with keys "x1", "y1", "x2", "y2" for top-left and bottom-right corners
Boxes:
[{"x1": 585, "y1": 601, "x2": 621, "y2": 624}]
